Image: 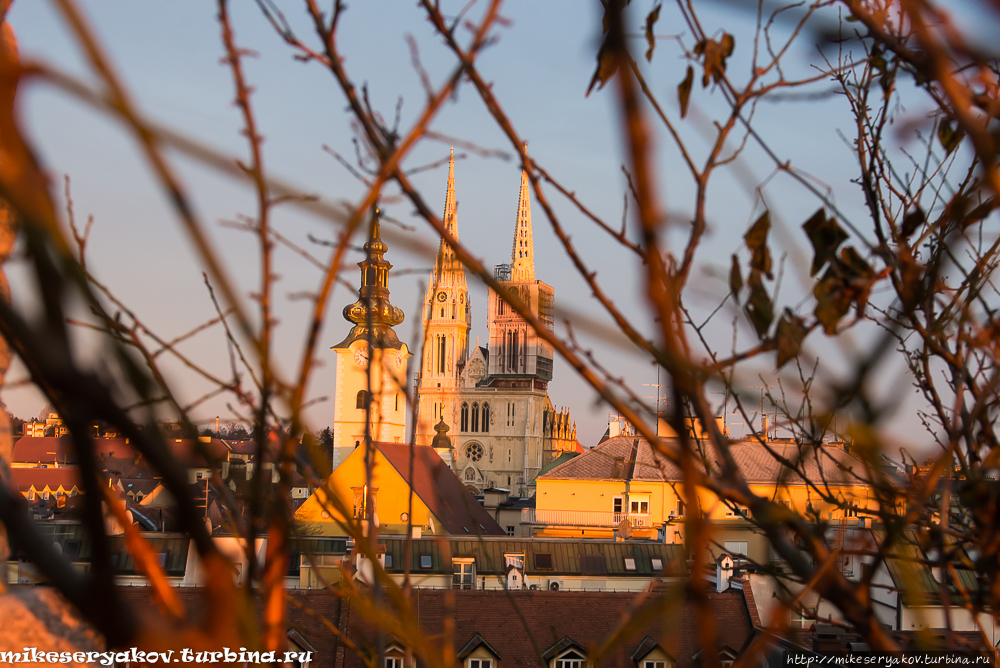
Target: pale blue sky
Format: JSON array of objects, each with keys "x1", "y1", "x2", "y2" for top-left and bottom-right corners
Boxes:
[{"x1": 5, "y1": 0, "x2": 990, "y2": 451}]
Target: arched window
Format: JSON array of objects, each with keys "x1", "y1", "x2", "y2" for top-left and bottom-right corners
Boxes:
[
  {"x1": 395, "y1": 393, "x2": 399, "y2": 412},
  {"x1": 437, "y1": 336, "x2": 446, "y2": 374},
  {"x1": 471, "y1": 402, "x2": 480, "y2": 432},
  {"x1": 356, "y1": 390, "x2": 370, "y2": 409},
  {"x1": 481, "y1": 403, "x2": 490, "y2": 433},
  {"x1": 460, "y1": 402, "x2": 469, "y2": 432}
]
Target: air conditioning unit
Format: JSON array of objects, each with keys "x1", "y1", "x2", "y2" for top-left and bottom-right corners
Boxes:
[
  {"x1": 528, "y1": 584, "x2": 539, "y2": 590},
  {"x1": 548, "y1": 579, "x2": 565, "y2": 591}
]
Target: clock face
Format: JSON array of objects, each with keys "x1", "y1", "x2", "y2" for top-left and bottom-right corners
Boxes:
[
  {"x1": 353, "y1": 346, "x2": 370, "y2": 367},
  {"x1": 437, "y1": 291, "x2": 447, "y2": 302}
]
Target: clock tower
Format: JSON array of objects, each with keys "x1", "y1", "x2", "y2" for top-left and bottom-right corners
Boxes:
[
  {"x1": 331, "y1": 207, "x2": 411, "y2": 467},
  {"x1": 416, "y1": 149, "x2": 471, "y2": 450}
]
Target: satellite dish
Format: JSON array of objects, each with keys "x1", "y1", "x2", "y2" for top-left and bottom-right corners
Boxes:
[{"x1": 617, "y1": 516, "x2": 633, "y2": 539}]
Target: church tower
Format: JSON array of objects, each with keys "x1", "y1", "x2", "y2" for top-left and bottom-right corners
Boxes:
[
  {"x1": 331, "y1": 207, "x2": 411, "y2": 467},
  {"x1": 487, "y1": 145, "x2": 555, "y2": 380},
  {"x1": 416, "y1": 149, "x2": 471, "y2": 448}
]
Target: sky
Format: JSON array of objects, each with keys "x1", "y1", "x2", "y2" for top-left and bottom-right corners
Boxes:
[{"x1": 3, "y1": 0, "x2": 995, "y2": 452}]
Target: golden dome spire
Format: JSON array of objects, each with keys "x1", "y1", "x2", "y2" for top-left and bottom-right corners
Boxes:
[{"x1": 334, "y1": 205, "x2": 405, "y2": 349}]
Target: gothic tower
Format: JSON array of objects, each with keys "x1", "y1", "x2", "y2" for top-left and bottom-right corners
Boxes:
[
  {"x1": 416, "y1": 149, "x2": 471, "y2": 448},
  {"x1": 487, "y1": 145, "x2": 555, "y2": 380},
  {"x1": 331, "y1": 207, "x2": 411, "y2": 467}
]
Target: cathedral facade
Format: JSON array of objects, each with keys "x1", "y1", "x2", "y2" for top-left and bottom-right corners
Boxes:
[{"x1": 414, "y1": 150, "x2": 579, "y2": 495}]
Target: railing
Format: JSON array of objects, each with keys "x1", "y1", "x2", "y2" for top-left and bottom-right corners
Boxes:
[{"x1": 521, "y1": 508, "x2": 652, "y2": 528}]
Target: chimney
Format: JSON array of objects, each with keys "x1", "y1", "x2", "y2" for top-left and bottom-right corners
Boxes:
[
  {"x1": 760, "y1": 414, "x2": 769, "y2": 440},
  {"x1": 608, "y1": 417, "x2": 621, "y2": 438},
  {"x1": 716, "y1": 554, "x2": 734, "y2": 593}
]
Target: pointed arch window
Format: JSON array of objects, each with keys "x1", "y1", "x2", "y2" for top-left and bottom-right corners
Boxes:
[
  {"x1": 481, "y1": 403, "x2": 490, "y2": 433},
  {"x1": 471, "y1": 402, "x2": 480, "y2": 432},
  {"x1": 437, "y1": 336, "x2": 446, "y2": 374},
  {"x1": 461, "y1": 402, "x2": 469, "y2": 432},
  {"x1": 356, "y1": 390, "x2": 370, "y2": 409}
]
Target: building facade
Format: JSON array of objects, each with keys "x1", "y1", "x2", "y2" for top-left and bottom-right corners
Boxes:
[{"x1": 414, "y1": 150, "x2": 579, "y2": 495}]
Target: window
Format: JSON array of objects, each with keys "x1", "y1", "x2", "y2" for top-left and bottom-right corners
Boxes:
[
  {"x1": 724, "y1": 541, "x2": 748, "y2": 558},
  {"x1": 452, "y1": 559, "x2": 475, "y2": 590},
  {"x1": 469, "y1": 660, "x2": 492, "y2": 668},
  {"x1": 481, "y1": 403, "x2": 490, "y2": 432},
  {"x1": 466, "y1": 443, "x2": 483, "y2": 462},
  {"x1": 630, "y1": 498, "x2": 650, "y2": 514},
  {"x1": 613, "y1": 497, "x2": 623, "y2": 514},
  {"x1": 461, "y1": 403, "x2": 469, "y2": 432},
  {"x1": 676, "y1": 500, "x2": 685, "y2": 516},
  {"x1": 505, "y1": 553, "x2": 525, "y2": 569},
  {"x1": 395, "y1": 394, "x2": 399, "y2": 411},
  {"x1": 534, "y1": 553, "x2": 553, "y2": 570},
  {"x1": 791, "y1": 605, "x2": 817, "y2": 628},
  {"x1": 725, "y1": 504, "x2": 748, "y2": 518},
  {"x1": 384, "y1": 554, "x2": 393, "y2": 569},
  {"x1": 624, "y1": 558, "x2": 636, "y2": 571},
  {"x1": 581, "y1": 555, "x2": 607, "y2": 575},
  {"x1": 420, "y1": 555, "x2": 433, "y2": 569},
  {"x1": 385, "y1": 658, "x2": 403, "y2": 668},
  {"x1": 506, "y1": 526, "x2": 515, "y2": 536},
  {"x1": 437, "y1": 336, "x2": 446, "y2": 373},
  {"x1": 356, "y1": 390, "x2": 370, "y2": 409},
  {"x1": 471, "y1": 403, "x2": 480, "y2": 432},
  {"x1": 651, "y1": 558, "x2": 663, "y2": 571},
  {"x1": 645, "y1": 662, "x2": 667, "y2": 668}
]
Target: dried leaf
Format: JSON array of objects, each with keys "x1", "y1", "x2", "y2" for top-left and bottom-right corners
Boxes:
[
  {"x1": 729, "y1": 253, "x2": 743, "y2": 299},
  {"x1": 775, "y1": 310, "x2": 807, "y2": 368},
  {"x1": 745, "y1": 270, "x2": 774, "y2": 338},
  {"x1": 586, "y1": 43, "x2": 618, "y2": 97},
  {"x1": 900, "y1": 207, "x2": 925, "y2": 239},
  {"x1": 695, "y1": 36, "x2": 733, "y2": 87},
  {"x1": 802, "y1": 208, "x2": 847, "y2": 276},
  {"x1": 813, "y1": 271, "x2": 852, "y2": 335},
  {"x1": 938, "y1": 118, "x2": 964, "y2": 154},
  {"x1": 720, "y1": 33, "x2": 735, "y2": 57},
  {"x1": 745, "y1": 210, "x2": 773, "y2": 279},
  {"x1": 839, "y1": 246, "x2": 874, "y2": 281},
  {"x1": 645, "y1": 4, "x2": 661, "y2": 62},
  {"x1": 678, "y1": 65, "x2": 694, "y2": 118}
]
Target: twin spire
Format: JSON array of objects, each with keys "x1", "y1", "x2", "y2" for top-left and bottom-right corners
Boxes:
[
  {"x1": 433, "y1": 148, "x2": 464, "y2": 285},
  {"x1": 432, "y1": 144, "x2": 538, "y2": 287},
  {"x1": 510, "y1": 142, "x2": 535, "y2": 283}
]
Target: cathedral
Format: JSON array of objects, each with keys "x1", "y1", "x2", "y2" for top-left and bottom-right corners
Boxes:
[
  {"x1": 414, "y1": 150, "x2": 579, "y2": 495},
  {"x1": 331, "y1": 151, "x2": 579, "y2": 495}
]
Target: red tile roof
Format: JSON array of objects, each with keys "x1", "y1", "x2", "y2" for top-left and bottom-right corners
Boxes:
[
  {"x1": 376, "y1": 442, "x2": 506, "y2": 536},
  {"x1": 542, "y1": 435, "x2": 866, "y2": 486},
  {"x1": 11, "y1": 437, "x2": 78, "y2": 465},
  {"x1": 338, "y1": 588, "x2": 754, "y2": 668},
  {"x1": 8, "y1": 467, "x2": 82, "y2": 493}
]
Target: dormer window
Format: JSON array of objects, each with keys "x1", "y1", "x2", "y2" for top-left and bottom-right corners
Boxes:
[
  {"x1": 469, "y1": 660, "x2": 492, "y2": 668},
  {"x1": 556, "y1": 650, "x2": 585, "y2": 668},
  {"x1": 644, "y1": 662, "x2": 667, "y2": 668},
  {"x1": 386, "y1": 659, "x2": 403, "y2": 668}
]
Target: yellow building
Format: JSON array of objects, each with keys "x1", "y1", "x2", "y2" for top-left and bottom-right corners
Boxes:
[
  {"x1": 528, "y1": 435, "x2": 880, "y2": 564},
  {"x1": 295, "y1": 439, "x2": 505, "y2": 538},
  {"x1": 331, "y1": 208, "x2": 411, "y2": 467}
]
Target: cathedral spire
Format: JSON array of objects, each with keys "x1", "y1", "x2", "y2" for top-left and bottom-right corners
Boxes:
[
  {"x1": 433, "y1": 148, "x2": 464, "y2": 285},
  {"x1": 443, "y1": 147, "x2": 457, "y2": 238},
  {"x1": 510, "y1": 142, "x2": 535, "y2": 283}
]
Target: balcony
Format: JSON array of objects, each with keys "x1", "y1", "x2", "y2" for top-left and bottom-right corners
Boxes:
[{"x1": 521, "y1": 508, "x2": 652, "y2": 528}]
